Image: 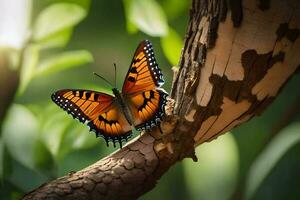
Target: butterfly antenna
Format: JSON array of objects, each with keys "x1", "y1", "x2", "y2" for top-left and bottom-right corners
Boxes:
[
  {"x1": 113, "y1": 63, "x2": 117, "y2": 88},
  {"x1": 93, "y1": 72, "x2": 114, "y2": 88}
]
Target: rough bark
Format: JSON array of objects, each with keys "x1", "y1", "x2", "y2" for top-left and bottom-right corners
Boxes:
[{"x1": 23, "y1": 0, "x2": 300, "y2": 199}]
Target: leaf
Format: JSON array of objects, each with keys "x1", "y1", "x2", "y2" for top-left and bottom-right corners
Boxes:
[
  {"x1": 8, "y1": 158, "x2": 49, "y2": 192},
  {"x1": 34, "y1": 50, "x2": 93, "y2": 77},
  {"x1": 123, "y1": 0, "x2": 138, "y2": 34},
  {"x1": 2, "y1": 104, "x2": 39, "y2": 170},
  {"x1": 183, "y1": 133, "x2": 239, "y2": 200},
  {"x1": 33, "y1": 140, "x2": 55, "y2": 175},
  {"x1": 53, "y1": 0, "x2": 91, "y2": 10},
  {"x1": 0, "y1": 144, "x2": 13, "y2": 181},
  {"x1": 58, "y1": 124, "x2": 99, "y2": 160},
  {"x1": 39, "y1": 104, "x2": 101, "y2": 161},
  {"x1": 33, "y1": 3, "x2": 86, "y2": 41},
  {"x1": 161, "y1": 27, "x2": 183, "y2": 66},
  {"x1": 124, "y1": 0, "x2": 168, "y2": 36},
  {"x1": 244, "y1": 122, "x2": 300, "y2": 200},
  {"x1": 161, "y1": 0, "x2": 190, "y2": 19},
  {"x1": 39, "y1": 111, "x2": 71, "y2": 159},
  {"x1": 37, "y1": 28, "x2": 73, "y2": 49},
  {"x1": 18, "y1": 44, "x2": 39, "y2": 95}
]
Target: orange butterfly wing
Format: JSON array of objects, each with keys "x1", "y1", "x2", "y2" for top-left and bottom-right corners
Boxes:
[
  {"x1": 122, "y1": 40, "x2": 164, "y2": 94},
  {"x1": 126, "y1": 89, "x2": 167, "y2": 131},
  {"x1": 122, "y1": 40, "x2": 167, "y2": 130},
  {"x1": 51, "y1": 89, "x2": 132, "y2": 147}
]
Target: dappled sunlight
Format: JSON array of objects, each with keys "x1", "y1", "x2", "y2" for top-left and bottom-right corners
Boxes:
[{"x1": 0, "y1": 0, "x2": 31, "y2": 49}]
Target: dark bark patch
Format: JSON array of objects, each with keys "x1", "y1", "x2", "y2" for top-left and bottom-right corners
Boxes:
[
  {"x1": 258, "y1": 0, "x2": 270, "y2": 11},
  {"x1": 229, "y1": 0, "x2": 243, "y2": 27},
  {"x1": 270, "y1": 51, "x2": 285, "y2": 65},
  {"x1": 207, "y1": 17, "x2": 219, "y2": 47},
  {"x1": 197, "y1": 44, "x2": 207, "y2": 64},
  {"x1": 276, "y1": 23, "x2": 300, "y2": 42},
  {"x1": 296, "y1": 65, "x2": 300, "y2": 74},
  {"x1": 219, "y1": 0, "x2": 228, "y2": 21},
  {"x1": 241, "y1": 50, "x2": 285, "y2": 88},
  {"x1": 286, "y1": 29, "x2": 300, "y2": 42},
  {"x1": 241, "y1": 50, "x2": 273, "y2": 87},
  {"x1": 213, "y1": 76, "x2": 244, "y2": 102}
]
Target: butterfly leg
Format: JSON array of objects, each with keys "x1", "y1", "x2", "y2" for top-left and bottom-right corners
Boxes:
[{"x1": 158, "y1": 124, "x2": 163, "y2": 135}]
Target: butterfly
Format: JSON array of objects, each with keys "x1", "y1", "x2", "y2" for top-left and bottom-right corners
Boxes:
[{"x1": 51, "y1": 40, "x2": 168, "y2": 147}]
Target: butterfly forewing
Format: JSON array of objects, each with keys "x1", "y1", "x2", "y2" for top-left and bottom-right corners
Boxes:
[
  {"x1": 51, "y1": 89, "x2": 132, "y2": 147},
  {"x1": 122, "y1": 40, "x2": 164, "y2": 95}
]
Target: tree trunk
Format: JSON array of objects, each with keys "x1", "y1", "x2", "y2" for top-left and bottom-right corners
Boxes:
[
  {"x1": 0, "y1": 49, "x2": 20, "y2": 131},
  {"x1": 23, "y1": 0, "x2": 300, "y2": 199}
]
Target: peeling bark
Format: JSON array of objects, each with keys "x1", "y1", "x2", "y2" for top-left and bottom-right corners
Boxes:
[{"x1": 23, "y1": 0, "x2": 300, "y2": 199}]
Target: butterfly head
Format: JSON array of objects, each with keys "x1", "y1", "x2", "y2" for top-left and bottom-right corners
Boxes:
[{"x1": 112, "y1": 88, "x2": 120, "y2": 96}]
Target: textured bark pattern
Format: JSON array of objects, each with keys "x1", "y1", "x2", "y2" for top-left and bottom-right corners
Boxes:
[
  {"x1": 24, "y1": 133, "x2": 160, "y2": 199},
  {"x1": 193, "y1": 0, "x2": 300, "y2": 145},
  {"x1": 23, "y1": 0, "x2": 300, "y2": 199}
]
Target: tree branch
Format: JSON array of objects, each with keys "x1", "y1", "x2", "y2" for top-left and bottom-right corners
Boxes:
[{"x1": 23, "y1": 0, "x2": 300, "y2": 199}]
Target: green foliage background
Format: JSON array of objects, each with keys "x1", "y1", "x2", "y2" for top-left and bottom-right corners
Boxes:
[{"x1": 0, "y1": 0, "x2": 299, "y2": 199}]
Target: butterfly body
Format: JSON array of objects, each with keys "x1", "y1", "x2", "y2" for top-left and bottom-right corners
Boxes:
[
  {"x1": 111, "y1": 88, "x2": 135, "y2": 126},
  {"x1": 52, "y1": 40, "x2": 167, "y2": 147}
]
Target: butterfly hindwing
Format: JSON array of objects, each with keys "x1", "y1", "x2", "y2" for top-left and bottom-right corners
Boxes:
[
  {"x1": 126, "y1": 89, "x2": 167, "y2": 131},
  {"x1": 86, "y1": 102, "x2": 132, "y2": 147},
  {"x1": 51, "y1": 89, "x2": 132, "y2": 147}
]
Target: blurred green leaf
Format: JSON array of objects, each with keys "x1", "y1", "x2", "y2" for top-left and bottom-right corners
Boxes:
[
  {"x1": 126, "y1": 19, "x2": 139, "y2": 34},
  {"x1": 245, "y1": 122, "x2": 300, "y2": 200},
  {"x1": 36, "y1": 103, "x2": 98, "y2": 161},
  {"x1": 35, "y1": 50, "x2": 93, "y2": 77},
  {"x1": 37, "y1": 28, "x2": 73, "y2": 49},
  {"x1": 18, "y1": 44, "x2": 39, "y2": 95},
  {"x1": 60, "y1": 124, "x2": 99, "y2": 157},
  {"x1": 161, "y1": 27, "x2": 183, "y2": 66},
  {"x1": 124, "y1": 0, "x2": 168, "y2": 36},
  {"x1": 81, "y1": 84, "x2": 112, "y2": 96},
  {"x1": 161, "y1": 0, "x2": 190, "y2": 19},
  {"x1": 40, "y1": 111, "x2": 71, "y2": 158},
  {"x1": 33, "y1": 140, "x2": 55, "y2": 175},
  {"x1": 71, "y1": 131, "x2": 99, "y2": 150},
  {"x1": 11, "y1": 192, "x2": 22, "y2": 200},
  {"x1": 33, "y1": 3, "x2": 87, "y2": 41},
  {"x1": 183, "y1": 133, "x2": 239, "y2": 200},
  {"x1": 8, "y1": 158, "x2": 49, "y2": 192},
  {"x1": 52, "y1": 0, "x2": 91, "y2": 10},
  {"x1": 123, "y1": 0, "x2": 138, "y2": 34},
  {"x1": 0, "y1": 144, "x2": 13, "y2": 181},
  {"x1": 2, "y1": 104, "x2": 39, "y2": 170}
]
